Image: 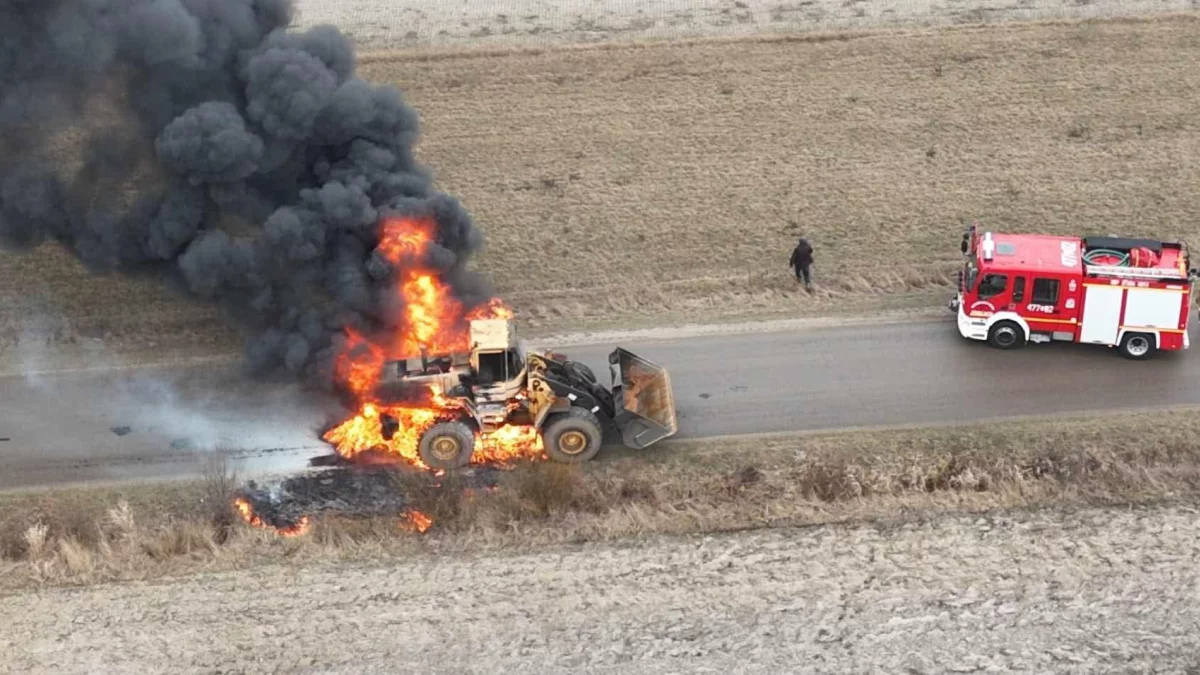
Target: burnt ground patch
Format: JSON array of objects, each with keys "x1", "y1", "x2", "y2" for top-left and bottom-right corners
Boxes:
[{"x1": 236, "y1": 464, "x2": 505, "y2": 529}]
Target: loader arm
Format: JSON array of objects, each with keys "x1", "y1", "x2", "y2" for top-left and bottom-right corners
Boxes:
[{"x1": 607, "y1": 347, "x2": 678, "y2": 449}]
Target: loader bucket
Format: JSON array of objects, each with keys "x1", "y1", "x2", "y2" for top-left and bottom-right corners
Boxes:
[{"x1": 608, "y1": 347, "x2": 679, "y2": 449}]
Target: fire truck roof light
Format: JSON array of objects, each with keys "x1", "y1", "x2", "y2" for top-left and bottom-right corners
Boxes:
[{"x1": 980, "y1": 231, "x2": 995, "y2": 261}]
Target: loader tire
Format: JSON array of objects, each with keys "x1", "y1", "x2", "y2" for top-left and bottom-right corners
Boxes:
[
  {"x1": 542, "y1": 407, "x2": 603, "y2": 464},
  {"x1": 987, "y1": 320, "x2": 1025, "y2": 350},
  {"x1": 418, "y1": 420, "x2": 476, "y2": 470}
]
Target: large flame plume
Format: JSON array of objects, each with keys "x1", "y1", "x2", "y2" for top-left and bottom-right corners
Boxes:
[{"x1": 321, "y1": 216, "x2": 543, "y2": 469}]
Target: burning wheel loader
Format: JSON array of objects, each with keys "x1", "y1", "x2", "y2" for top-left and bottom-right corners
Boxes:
[{"x1": 363, "y1": 317, "x2": 678, "y2": 470}]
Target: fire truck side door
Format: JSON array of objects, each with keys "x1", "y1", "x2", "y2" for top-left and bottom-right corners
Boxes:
[{"x1": 1026, "y1": 276, "x2": 1075, "y2": 337}]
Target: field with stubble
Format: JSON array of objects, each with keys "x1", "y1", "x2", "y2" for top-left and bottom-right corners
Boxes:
[
  {"x1": 289, "y1": 0, "x2": 1197, "y2": 50},
  {"x1": 4, "y1": 504, "x2": 1199, "y2": 672},
  {"x1": 365, "y1": 16, "x2": 1200, "y2": 328},
  {"x1": 4, "y1": 16, "x2": 1200, "y2": 364}
]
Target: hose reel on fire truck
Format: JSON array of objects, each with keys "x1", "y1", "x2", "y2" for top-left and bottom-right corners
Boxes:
[
  {"x1": 1083, "y1": 247, "x2": 1160, "y2": 268},
  {"x1": 1083, "y1": 248, "x2": 1129, "y2": 267}
]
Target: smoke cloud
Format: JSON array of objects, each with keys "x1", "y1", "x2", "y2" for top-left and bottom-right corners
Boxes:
[{"x1": 0, "y1": 0, "x2": 491, "y2": 390}]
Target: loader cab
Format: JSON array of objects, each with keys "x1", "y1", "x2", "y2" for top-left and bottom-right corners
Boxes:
[
  {"x1": 467, "y1": 318, "x2": 527, "y2": 403},
  {"x1": 474, "y1": 347, "x2": 525, "y2": 385},
  {"x1": 469, "y1": 346, "x2": 526, "y2": 404}
]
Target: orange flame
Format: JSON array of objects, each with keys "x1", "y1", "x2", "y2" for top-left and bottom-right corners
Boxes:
[
  {"x1": 474, "y1": 424, "x2": 544, "y2": 465},
  {"x1": 336, "y1": 328, "x2": 386, "y2": 399},
  {"x1": 322, "y1": 399, "x2": 442, "y2": 469},
  {"x1": 322, "y1": 215, "x2": 544, "y2": 469},
  {"x1": 397, "y1": 273, "x2": 459, "y2": 358},
  {"x1": 378, "y1": 216, "x2": 467, "y2": 358},
  {"x1": 321, "y1": 397, "x2": 543, "y2": 468},
  {"x1": 467, "y1": 297, "x2": 514, "y2": 321},
  {"x1": 376, "y1": 216, "x2": 434, "y2": 262},
  {"x1": 232, "y1": 497, "x2": 311, "y2": 537},
  {"x1": 400, "y1": 510, "x2": 433, "y2": 533}
]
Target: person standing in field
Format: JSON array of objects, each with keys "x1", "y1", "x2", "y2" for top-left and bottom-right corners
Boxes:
[{"x1": 789, "y1": 237, "x2": 814, "y2": 292}]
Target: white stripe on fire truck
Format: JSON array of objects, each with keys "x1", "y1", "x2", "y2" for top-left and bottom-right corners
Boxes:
[
  {"x1": 1083, "y1": 283, "x2": 1187, "y2": 292},
  {"x1": 1121, "y1": 325, "x2": 1186, "y2": 334},
  {"x1": 1025, "y1": 317, "x2": 1077, "y2": 324}
]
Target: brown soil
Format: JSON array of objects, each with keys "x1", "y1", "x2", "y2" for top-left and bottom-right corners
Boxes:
[
  {"x1": 4, "y1": 17, "x2": 1200, "y2": 364},
  {"x1": 2, "y1": 502, "x2": 1198, "y2": 672},
  {"x1": 368, "y1": 16, "x2": 1200, "y2": 330}
]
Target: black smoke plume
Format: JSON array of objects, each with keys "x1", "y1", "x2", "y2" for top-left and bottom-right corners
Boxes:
[{"x1": 0, "y1": 0, "x2": 491, "y2": 389}]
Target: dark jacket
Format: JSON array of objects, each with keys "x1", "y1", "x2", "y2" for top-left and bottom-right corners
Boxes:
[{"x1": 790, "y1": 239, "x2": 813, "y2": 268}]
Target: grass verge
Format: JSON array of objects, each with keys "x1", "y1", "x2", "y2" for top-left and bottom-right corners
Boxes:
[{"x1": 3, "y1": 409, "x2": 1199, "y2": 592}]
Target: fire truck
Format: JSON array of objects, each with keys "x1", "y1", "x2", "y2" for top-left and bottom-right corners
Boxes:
[{"x1": 949, "y1": 226, "x2": 1197, "y2": 359}]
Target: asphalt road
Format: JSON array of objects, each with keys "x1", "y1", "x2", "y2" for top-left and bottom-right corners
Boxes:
[{"x1": 3, "y1": 315, "x2": 1199, "y2": 489}]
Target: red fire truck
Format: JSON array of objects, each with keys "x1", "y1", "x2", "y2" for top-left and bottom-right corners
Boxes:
[{"x1": 949, "y1": 226, "x2": 1197, "y2": 359}]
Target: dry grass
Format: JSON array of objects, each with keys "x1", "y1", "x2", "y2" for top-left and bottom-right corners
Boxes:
[
  {"x1": 377, "y1": 15, "x2": 1200, "y2": 331},
  {"x1": 4, "y1": 17, "x2": 1200, "y2": 361},
  {"x1": 3, "y1": 408, "x2": 1200, "y2": 591}
]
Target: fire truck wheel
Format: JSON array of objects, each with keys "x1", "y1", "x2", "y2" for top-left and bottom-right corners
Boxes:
[
  {"x1": 542, "y1": 407, "x2": 603, "y2": 464},
  {"x1": 1118, "y1": 332, "x2": 1157, "y2": 360},
  {"x1": 987, "y1": 320, "x2": 1025, "y2": 350},
  {"x1": 418, "y1": 421, "x2": 476, "y2": 470}
]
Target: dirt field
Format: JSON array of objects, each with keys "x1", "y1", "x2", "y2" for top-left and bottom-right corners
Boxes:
[
  {"x1": 3, "y1": 503, "x2": 1198, "y2": 673},
  {"x1": 363, "y1": 14, "x2": 1200, "y2": 328},
  {"x1": 291, "y1": 0, "x2": 1195, "y2": 49},
  {"x1": 4, "y1": 15, "x2": 1200, "y2": 364}
]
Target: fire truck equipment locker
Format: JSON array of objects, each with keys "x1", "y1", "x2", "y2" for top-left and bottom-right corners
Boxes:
[{"x1": 1078, "y1": 285, "x2": 1123, "y2": 345}]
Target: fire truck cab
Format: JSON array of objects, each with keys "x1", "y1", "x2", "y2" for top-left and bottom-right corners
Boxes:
[{"x1": 950, "y1": 226, "x2": 1197, "y2": 359}]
